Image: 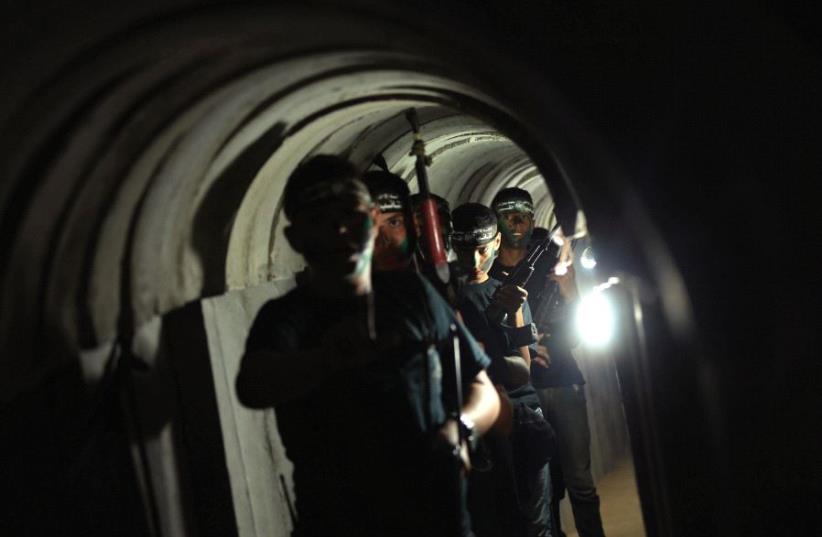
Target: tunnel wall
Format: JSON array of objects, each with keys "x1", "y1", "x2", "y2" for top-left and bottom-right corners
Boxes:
[
  {"x1": 0, "y1": 3, "x2": 663, "y2": 535},
  {"x1": 0, "y1": 3, "x2": 685, "y2": 536},
  {"x1": 6, "y1": 2, "x2": 819, "y2": 537},
  {"x1": 201, "y1": 280, "x2": 297, "y2": 537}
]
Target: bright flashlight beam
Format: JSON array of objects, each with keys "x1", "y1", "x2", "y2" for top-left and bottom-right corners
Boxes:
[
  {"x1": 576, "y1": 290, "x2": 616, "y2": 347},
  {"x1": 580, "y1": 247, "x2": 597, "y2": 270}
]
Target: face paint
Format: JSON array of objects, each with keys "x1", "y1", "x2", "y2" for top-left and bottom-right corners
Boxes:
[
  {"x1": 500, "y1": 226, "x2": 533, "y2": 248},
  {"x1": 499, "y1": 212, "x2": 534, "y2": 248},
  {"x1": 297, "y1": 198, "x2": 375, "y2": 277},
  {"x1": 479, "y1": 243, "x2": 498, "y2": 273},
  {"x1": 373, "y1": 211, "x2": 412, "y2": 271},
  {"x1": 353, "y1": 215, "x2": 375, "y2": 276},
  {"x1": 454, "y1": 238, "x2": 498, "y2": 281}
]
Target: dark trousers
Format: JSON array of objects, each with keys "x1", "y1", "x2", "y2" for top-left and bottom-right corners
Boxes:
[
  {"x1": 469, "y1": 435, "x2": 554, "y2": 537},
  {"x1": 519, "y1": 457, "x2": 554, "y2": 537},
  {"x1": 537, "y1": 385, "x2": 606, "y2": 537}
]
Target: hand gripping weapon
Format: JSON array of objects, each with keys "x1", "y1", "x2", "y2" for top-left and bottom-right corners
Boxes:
[{"x1": 485, "y1": 228, "x2": 562, "y2": 327}]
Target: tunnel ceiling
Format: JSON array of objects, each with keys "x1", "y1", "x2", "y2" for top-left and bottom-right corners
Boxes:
[
  {"x1": 0, "y1": 39, "x2": 567, "y2": 402},
  {"x1": 0, "y1": 4, "x2": 696, "y2": 410}
]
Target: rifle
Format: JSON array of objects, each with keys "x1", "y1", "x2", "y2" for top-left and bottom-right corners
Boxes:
[
  {"x1": 485, "y1": 227, "x2": 562, "y2": 326},
  {"x1": 404, "y1": 109, "x2": 465, "y2": 536},
  {"x1": 406, "y1": 108, "x2": 450, "y2": 287},
  {"x1": 533, "y1": 233, "x2": 579, "y2": 334},
  {"x1": 448, "y1": 323, "x2": 466, "y2": 537}
]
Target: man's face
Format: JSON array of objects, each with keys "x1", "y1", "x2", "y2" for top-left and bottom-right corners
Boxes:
[
  {"x1": 412, "y1": 209, "x2": 451, "y2": 251},
  {"x1": 412, "y1": 210, "x2": 423, "y2": 239},
  {"x1": 498, "y1": 211, "x2": 534, "y2": 249},
  {"x1": 287, "y1": 195, "x2": 376, "y2": 277},
  {"x1": 454, "y1": 232, "x2": 502, "y2": 281},
  {"x1": 373, "y1": 210, "x2": 411, "y2": 271}
]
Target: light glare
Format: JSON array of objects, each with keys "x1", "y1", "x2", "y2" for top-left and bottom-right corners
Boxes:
[
  {"x1": 580, "y1": 247, "x2": 597, "y2": 269},
  {"x1": 576, "y1": 291, "x2": 616, "y2": 347}
]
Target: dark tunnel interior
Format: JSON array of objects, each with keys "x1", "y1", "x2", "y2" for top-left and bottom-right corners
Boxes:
[{"x1": 1, "y1": 2, "x2": 820, "y2": 537}]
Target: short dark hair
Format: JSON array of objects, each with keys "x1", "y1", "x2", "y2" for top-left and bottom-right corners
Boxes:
[
  {"x1": 492, "y1": 187, "x2": 534, "y2": 215},
  {"x1": 282, "y1": 155, "x2": 366, "y2": 220},
  {"x1": 452, "y1": 203, "x2": 498, "y2": 247}
]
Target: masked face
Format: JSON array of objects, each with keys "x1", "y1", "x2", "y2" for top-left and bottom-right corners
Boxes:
[
  {"x1": 373, "y1": 210, "x2": 412, "y2": 271},
  {"x1": 287, "y1": 196, "x2": 376, "y2": 278},
  {"x1": 454, "y1": 232, "x2": 502, "y2": 282},
  {"x1": 499, "y1": 211, "x2": 534, "y2": 249}
]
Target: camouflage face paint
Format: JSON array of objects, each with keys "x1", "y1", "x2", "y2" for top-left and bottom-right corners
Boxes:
[
  {"x1": 499, "y1": 214, "x2": 534, "y2": 249},
  {"x1": 353, "y1": 214, "x2": 375, "y2": 276},
  {"x1": 479, "y1": 243, "x2": 498, "y2": 273}
]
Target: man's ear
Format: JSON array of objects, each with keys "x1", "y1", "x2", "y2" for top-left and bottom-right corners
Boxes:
[{"x1": 284, "y1": 225, "x2": 304, "y2": 254}]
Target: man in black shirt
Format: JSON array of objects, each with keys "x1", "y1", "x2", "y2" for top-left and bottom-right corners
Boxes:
[
  {"x1": 490, "y1": 187, "x2": 605, "y2": 537},
  {"x1": 236, "y1": 155, "x2": 500, "y2": 537},
  {"x1": 451, "y1": 202, "x2": 554, "y2": 537}
]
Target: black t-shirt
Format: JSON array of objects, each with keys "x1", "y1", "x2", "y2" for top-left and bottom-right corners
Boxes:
[
  {"x1": 245, "y1": 271, "x2": 490, "y2": 536},
  {"x1": 455, "y1": 277, "x2": 541, "y2": 408},
  {"x1": 489, "y1": 257, "x2": 585, "y2": 388}
]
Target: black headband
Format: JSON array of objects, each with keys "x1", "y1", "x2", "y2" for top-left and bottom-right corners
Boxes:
[
  {"x1": 493, "y1": 199, "x2": 534, "y2": 215},
  {"x1": 375, "y1": 192, "x2": 405, "y2": 212},
  {"x1": 451, "y1": 224, "x2": 497, "y2": 247}
]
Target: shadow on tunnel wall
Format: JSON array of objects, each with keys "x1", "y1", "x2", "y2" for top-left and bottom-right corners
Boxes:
[
  {"x1": 192, "y1": 122, "x2": 287, "y2": 298},
  {"x1": 0, "y1": 300, "x2": 243, "y2": 536},
  {"x1": 0, "y1": 349, "x2": 147, "y2": 535}
]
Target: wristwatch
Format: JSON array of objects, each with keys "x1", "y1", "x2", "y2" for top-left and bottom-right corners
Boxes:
[{"x1": 458, "y1": 414, "x2": 478, "y2": 452}]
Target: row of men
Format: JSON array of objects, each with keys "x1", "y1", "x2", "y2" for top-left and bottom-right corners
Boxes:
[{"x1": 236, "y1": 155, "x2": 605, "y2": 537}]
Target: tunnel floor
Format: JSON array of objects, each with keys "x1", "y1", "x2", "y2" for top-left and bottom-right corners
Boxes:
[{"x1": 561, "y1": 455, "x2": 645, "y2": 537}]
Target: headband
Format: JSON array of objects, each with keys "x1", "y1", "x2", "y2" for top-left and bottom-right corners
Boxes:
[
  {"x1": 451, "y1": 225, "x2": 497, "y2": 247},
  {"x1": 375, "y1": 192, "x2": 405, "y2": 212},
  {"x1": 493, "y1": 199, "x2": 534, "y2": 215}
]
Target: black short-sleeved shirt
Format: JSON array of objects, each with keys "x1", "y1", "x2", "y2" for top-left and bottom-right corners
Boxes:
[
  {"x1": 455, "y1": 277, "x2": 541, "y2": 408},
  {"x1": 244, "y1": 270, "x2": 490, "y2": 536},
  {"x1": 489, "y1": 259, "x2": 585, "y2": 388}
]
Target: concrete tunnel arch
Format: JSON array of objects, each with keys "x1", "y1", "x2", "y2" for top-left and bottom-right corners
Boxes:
[
  {"x1": 81, "y1": 53, "x2": 559, "y2": 355},
  {"x1": 0, "y1": 4, "x2": 698, "y2": 536},
  {"x1": 0, "y1": 12, "x2": 599, "y2": 400}
]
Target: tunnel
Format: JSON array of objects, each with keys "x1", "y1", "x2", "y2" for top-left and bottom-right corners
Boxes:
[{"x1": 1, "y1": 2, "x2": 819, "y2": 537}]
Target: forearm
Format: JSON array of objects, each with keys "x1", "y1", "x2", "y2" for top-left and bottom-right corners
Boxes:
[
  {"x1": 501, "y1": 355, "x2": 530, "y2": 388},
  {"x1": 461, "y1": 370, "x2": 500, "y2": 436},
  {"x1": 513, "y1": 307, "x2": 531, "y2": 367},
  {"x1": 236, "y1": 347, "x2": 331, "y2": 408}
]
